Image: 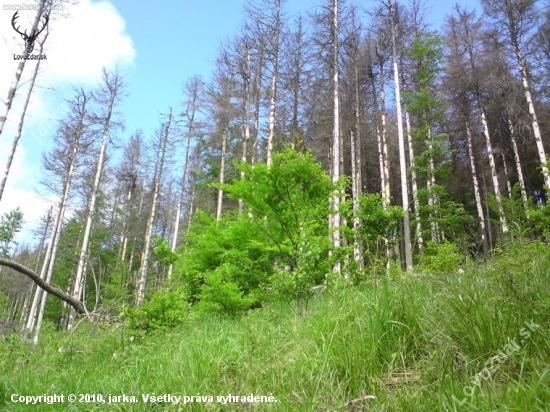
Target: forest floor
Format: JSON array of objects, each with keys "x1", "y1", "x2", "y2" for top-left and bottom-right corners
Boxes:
[{"x1": 1, "y1": 240, "x2": 549, "y2": 411}]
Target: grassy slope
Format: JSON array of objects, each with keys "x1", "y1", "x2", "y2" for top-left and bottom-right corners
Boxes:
[{"x1": 1, "y1": 241, "x2": 549, "y2": 411}]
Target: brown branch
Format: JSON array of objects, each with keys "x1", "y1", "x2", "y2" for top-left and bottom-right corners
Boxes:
[{"x1": 0, "y1": 258, "x2": 87, "y2": 314}]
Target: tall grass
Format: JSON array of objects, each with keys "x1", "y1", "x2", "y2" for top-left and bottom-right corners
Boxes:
[{"x1": 1, "y1": 241, "x2": 548, "y2": 411}]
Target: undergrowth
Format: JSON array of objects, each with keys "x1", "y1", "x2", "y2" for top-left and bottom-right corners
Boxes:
[{"x1": 0, "y1": 241, "x2": 548, "y2": 411}]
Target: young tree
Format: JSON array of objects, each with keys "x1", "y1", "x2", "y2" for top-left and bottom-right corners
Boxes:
[{"x1": 0, "y1": 209, "x2": 24, "y2": 258}]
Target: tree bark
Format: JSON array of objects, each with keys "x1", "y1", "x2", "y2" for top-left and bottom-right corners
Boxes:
[
  {"x1": 0, "y1": 258, "x2": 87, "y2": 315},
  {"x1": 66, "y1": 71, "x2": 120, "y2": 330},
  {"x1": 388, "y1": 1, "x2": 413, "y2": 270},
  {"x1": 465, "y1": 121, "x2": 489, "y2": 258}
]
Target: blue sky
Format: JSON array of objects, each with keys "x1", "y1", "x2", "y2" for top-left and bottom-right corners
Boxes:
[
  {"x1": 111, "y1": 0, "x2": 481, "y2": 138},
  {"x1": 0, "y1": 0, "x2": 480, "y2": 245}
]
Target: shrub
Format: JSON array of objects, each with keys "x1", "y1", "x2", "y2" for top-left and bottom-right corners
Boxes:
[
  {"x1": 420, "y1": 241, "x2": 461, "y2": 275},
  {"x1": 127, "y1": 287, "x2": 188, "y2": 332}
]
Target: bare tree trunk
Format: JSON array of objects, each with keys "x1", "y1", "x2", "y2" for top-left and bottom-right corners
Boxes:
[
  {"x1": 350, "y1": 130, "x2": 363, "y2": 269},
  {"x1": 24, "y1": 92, "x2": 89, "y2": 341},
  {"x1": 371, "y1": 52, "x2": 390, "y2": 208},
  {"x1": 330, "y1": 0, "x2": 342, "y2": 275},
  {"x1": 20, "y1": 206, "x2": 52, "y2": 324},
  {"x1": 168, "y1": 79, "x2": 199, "y2": 279},
  {"x1": 508, "y1": 116, "x2": 528, "y2": 209},
  {"x1": 502, "y1": 152, "x2": 512, "y2": 198},
  {"x1": 479, "y1": 104, "x2": 508, "y2": 232},
  {"x1": 426, "y1": 128, "x2": 441, "y2": 241},
  {"x1": 404, "y1": 108, "x2": 423, "y2": 253},
  {"x1": 239, "y1": 43, "x2": 251, "y2": 213},
  {"x1": 216, "y1": 127, "x2": 228, "y2": 221},
  {"x1": 515, "y1": 45, "x2": 550, "y2": 194},
  {"x1": 388, "y1": 1, "x2": 413, "y2": 270},
  {"x1": 66, "y1": 71, "x2": 120, "y2": 330},
  {"x1": 135, "y1": 109, "x2": 172, "y2": 306},
  {"x1": 466, "y1": 121, "x2": 488, "y2": 257},
  {"x1": 351, "y1": 62, "x2": 363, "y2": 269},
  {"x1": 266, "y1": 0, "x2": 282, "y2": 167},
  {"x1": 375, "y1": 46, "x2": 391, "y2": 210},
  {"x1": 251, "y1": 42, "x2": 265, "y2": 166}
]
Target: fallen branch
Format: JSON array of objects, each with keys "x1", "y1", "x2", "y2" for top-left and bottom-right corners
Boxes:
[{"x1": 0, "y1": 258, "x2": 87, "y2": 314}]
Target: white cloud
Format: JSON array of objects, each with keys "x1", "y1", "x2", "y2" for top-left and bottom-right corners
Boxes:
[{"x1": 0, "y1": 0, "x2": 136, "y2": 246}]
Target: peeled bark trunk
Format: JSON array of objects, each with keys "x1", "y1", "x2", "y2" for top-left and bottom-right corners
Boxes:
[
  {"x1": 352, "y1": 63, "x2": 363, "y2": 269},
  {"x1": 350, "y1": 130, "x2": 363, "y2": 268},
  {"x1": 239, "y1": 44, "x2": 252, "y2": 213},
  {"x1": 168, "y1": 82, "x2": 198, "y2": 279},
  {"x1": 66, "y1": 76, "x2": 118, "y2": 330},
  {"x1": 24, "y1": 93, "x2": 88, "y2": 341},
  {"x1": 479, "y1": 104, "x2": 508, "y2": 233},
  {"x1": 465, "y1": 121, "x2": 489, "y2": 258},
  {"x1": 508, "y1": 116, "x2": 528, "y2": 209},
  {"x1": 251, "y1": 44, "x2": 264, "y2": 166},
  {"x1": 389, "y1": 1, "x2": 413, "y2": 270},
  {"x1": 426, "y1": 128, "x2": 441, "y2": 242},
  {"x1": 514, "y1": 45, "x2": 550, "y2": 194},
  {"x1": 371, "y1": 59, "x2": 388, "y2": 208},
  {"x1": 404, "y1": 109, "x2": 423, "y2": 253},
  {"x1": 216, "y1": 127, "x2": 228, "y2": 221},
  {"x1": 330, "y1": 0, "x2": 342, "y2": 275},
  {"x1": 502, "y1": 152, "x2": 512, "y2": 198}
]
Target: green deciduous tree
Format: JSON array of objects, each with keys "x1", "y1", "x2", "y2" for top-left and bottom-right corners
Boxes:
[{"x1": 0, "y1": 209, "x2": 23, "y2": 258}]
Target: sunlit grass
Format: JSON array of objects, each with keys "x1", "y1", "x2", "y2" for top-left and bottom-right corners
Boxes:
[{"x1": 1, "y1": 241, "x2": 549, "y2": 411}]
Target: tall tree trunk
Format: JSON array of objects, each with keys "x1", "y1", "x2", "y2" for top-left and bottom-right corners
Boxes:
[
  {"x1": 135, "y1": 109, "x2": 172, "y2": 306},
  {"x1": 168, "y1": 80, "x2": 199, "y2": 279},
  {"x1": 479, "y1": 103, "x2": 508, "y2": 232},
  {"x1": 426, "y1": 128, "x2": 441, "y2": 241},
  {"x1": 466, "y1": 121, "x2": 488, "y2": 257},
  {"x1": 371, "y1": 52, "x2": 390, "y2": 208},
  {"x1": 351, "y1": 62, "x2": 363, "y2": 269},
  {"x1": 350, "y1": 130, "x2": 363, "y2": 269},
  {"x1": 240, "y1": 43, "x2": 251, "y2": 212},
  {"x1": 216, "y1": 127, "x2": 228, "y2": 221},
  {"x1": 251, "y1": 42, "x2": 265, "y2": 166},
  {"x1": 266, "y1": 1, "x2": 281, "y2": 167},
  {"x1": 404, "y1": 109, "x2": 423, "y2": 253},
  {"x1": 24, "y1": 92, "x2": 89, "y2": 341},
  {"x1": 66, "y1": 72, "x2": 120, "y2": 330},
  {"x1": 389, "y1": 1, "x2": 413, "y2": 270},
  {"x1": 514, "y1": 44, "x2": 550, "y2": 194},
  {"x1": 330, "y1": 0, "x2": 342, "y2": 275}
]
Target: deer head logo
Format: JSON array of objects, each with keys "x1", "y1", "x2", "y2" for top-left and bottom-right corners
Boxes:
[{"x1": 11, "y1": 11, "x2": 49, "y2": 54}]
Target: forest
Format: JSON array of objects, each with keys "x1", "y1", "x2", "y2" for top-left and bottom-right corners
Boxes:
[{"x1": 0, "y1": 0, "x2": 549, "y2": 410}]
